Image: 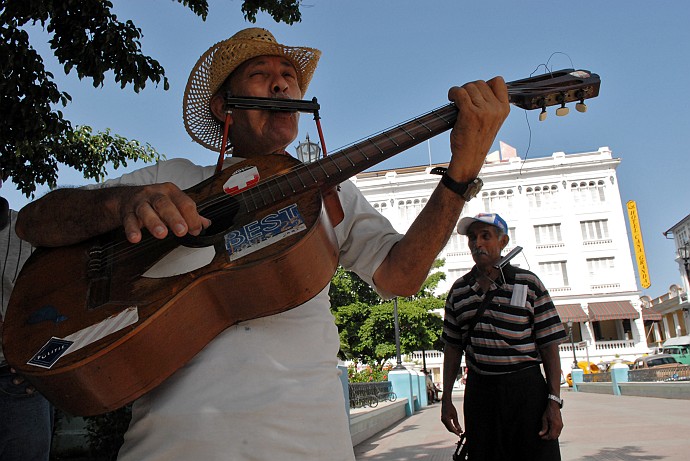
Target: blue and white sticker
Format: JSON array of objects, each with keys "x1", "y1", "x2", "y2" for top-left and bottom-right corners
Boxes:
[
  {"x1": 225, "y1": 203, "x2": 306, "y2": 260},
  {"x1": 28, "y1": 338, "x2": 74, "y2": 369}
]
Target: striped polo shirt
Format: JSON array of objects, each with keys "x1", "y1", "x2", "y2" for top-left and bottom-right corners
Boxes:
[{"x1": 442, "y1": 264, "x2": 566, "y2": 375}]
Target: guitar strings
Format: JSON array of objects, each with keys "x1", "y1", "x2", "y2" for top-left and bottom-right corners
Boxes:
[
  {"x1": 517, "y1": 52, "x2": 576, "y2": 176},
  {"x1": 95, "y1": 78, "x2": 583, "y2": 267}
]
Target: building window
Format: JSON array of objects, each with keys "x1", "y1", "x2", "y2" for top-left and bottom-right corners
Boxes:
[
  {"x1": 676, "y1": 229, "x2": 689, "y2": 251},
  {"x1": 372, "y1": 202, "x2": 388, "y2": 211},
  {"x1": 481, "y1": 189, "x2": 514, "y2": 214},
  {"x1": 448, "y1": 268, "x2": 472, "y2": 282},
  {"x1": 534, "y1": 223, "x2": 562, "y2": 245},
  {"x1": 538, "y1": 261, "x2": 569, "y2": 288},
  {"x1": 587, "y1": 257, "x2": 616, "y2": 282},
  {"x1": 581, "y1": 219, "x2": 609, "y2": 242},
  {"x1": 397, "y1": 197, "x2": 427, "y2": 225},
  {"x1": 571, "y1": 180, "x2": 606, "y2": 206},
  {"x1": 446, "y1": 232, "x2": 469, "y2": 255},
  {"x1": 526, "y1": 185, "x2": 559, "y2": 209}
]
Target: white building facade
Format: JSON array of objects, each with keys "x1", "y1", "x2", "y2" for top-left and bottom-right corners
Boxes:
[
  {"x1": 643, "y1": 214, "x2": 690, "y2": 343},
  {"x1": 350, "y1": 146, "x2": 654, "y2": 384}
]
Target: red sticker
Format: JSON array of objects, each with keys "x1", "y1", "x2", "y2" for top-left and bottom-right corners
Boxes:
[{"x1": 223, "y1": 166, "x2": 260, "y2": 196}]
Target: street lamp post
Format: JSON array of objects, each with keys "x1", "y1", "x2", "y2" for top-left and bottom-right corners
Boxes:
[
  {"x1": 568, "y1": 321, "x2": 578, "y2": 369},
  {"x1": 393, "y1": 297, "x2": 405, "y2": 370},
  {"x1": 295, "y1": 133, "x2": 321, "y2": 164}
]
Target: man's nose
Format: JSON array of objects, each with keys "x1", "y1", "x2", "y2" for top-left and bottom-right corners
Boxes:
[{"x1": 271, "y1": 76, "x2": 289, "y2": 95}]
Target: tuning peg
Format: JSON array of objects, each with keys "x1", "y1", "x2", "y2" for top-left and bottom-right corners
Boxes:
[
  {"x1": 539, "y1": 107, "x2": 547, "y2": 121},
  {"x1": 575, "y1": 90, "x2": 587, "y2": 113},
  {"x1": 556, "y1": 103, "x2": 569, "y2": 117}
]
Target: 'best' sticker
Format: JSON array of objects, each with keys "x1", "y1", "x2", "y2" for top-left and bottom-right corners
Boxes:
[{"x1": 225, "y1": 203, "x2": 306, "y2": 260}]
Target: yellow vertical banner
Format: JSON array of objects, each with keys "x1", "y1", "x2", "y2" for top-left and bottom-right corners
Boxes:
[{"x1": 627, "y1": 200, "x2": 651, "y2": 289}]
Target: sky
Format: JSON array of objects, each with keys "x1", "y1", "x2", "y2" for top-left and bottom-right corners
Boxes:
[{"x1": 3, "y1": 0, "x2": 689, "y2": 298}]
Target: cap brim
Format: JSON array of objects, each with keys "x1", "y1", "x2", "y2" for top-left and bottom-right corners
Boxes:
[{"x1": 456, "y1": 217, "x2": 479, "y2": 235}]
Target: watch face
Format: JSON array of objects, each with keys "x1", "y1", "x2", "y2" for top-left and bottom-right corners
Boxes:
[{"x1": 463, "y1": 178, "x2": 483, "y2": 200}]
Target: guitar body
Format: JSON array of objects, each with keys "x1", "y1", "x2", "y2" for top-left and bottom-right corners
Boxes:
[{"x1": 3, "y1": 154, "x2": 339, "y2": 415}]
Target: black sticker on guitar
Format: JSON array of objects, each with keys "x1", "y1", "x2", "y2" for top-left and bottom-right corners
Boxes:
[{"x1": 27, "y1": 337, "x2": 73, "y2": 369}]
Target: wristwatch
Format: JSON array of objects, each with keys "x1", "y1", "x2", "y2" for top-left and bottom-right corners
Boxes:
[
  {"x1": 547, "y1": 393, "x2": 563, "y2": 409},
  {"x1": 439, "y1": 175, "x2": 484, "y2": 201}
]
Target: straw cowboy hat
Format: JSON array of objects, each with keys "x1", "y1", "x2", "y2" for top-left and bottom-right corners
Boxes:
[{"x1": 183, "y1": 28, "x2": 321, "y2": 152}]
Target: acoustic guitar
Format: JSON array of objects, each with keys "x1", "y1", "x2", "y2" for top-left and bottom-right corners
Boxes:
[{"x1": 3, "y1": 69, "x2": 600, "y2": 415}]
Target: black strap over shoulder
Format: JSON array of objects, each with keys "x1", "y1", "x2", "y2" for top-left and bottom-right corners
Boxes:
[{"x1": 461, "y1": 291, "x2": 496, "y2": 352}]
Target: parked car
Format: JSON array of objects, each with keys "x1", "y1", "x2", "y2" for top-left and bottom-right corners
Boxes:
[
  {"x1": 596, "y1": 359, "x2": 634, "y2": 372},
  {"x1": 631, "y1": 354, "x2": 680, "y2": 370},
  {"x1": 661, "y1": 335, "x2": 690, "y2": 365}
]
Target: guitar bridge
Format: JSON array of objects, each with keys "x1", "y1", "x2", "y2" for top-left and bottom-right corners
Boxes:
[{"x1": 86, "y1": 245, "x2": 112, "y2": 310}]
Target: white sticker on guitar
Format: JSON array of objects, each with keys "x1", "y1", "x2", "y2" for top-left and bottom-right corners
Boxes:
[
  {"x1": 142, "y1": 245, "x2": 215, "y2": 278},
  {"x1": 61, "y1": 306, "x2": 139, "y2": 356}
]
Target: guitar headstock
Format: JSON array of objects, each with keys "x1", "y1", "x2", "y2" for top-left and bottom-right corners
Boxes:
[{"x1": 507, "y1": 69, "x2": 601, "y2": 120}]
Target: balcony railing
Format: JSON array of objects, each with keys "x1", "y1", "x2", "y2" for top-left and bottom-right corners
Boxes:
[
  {"x1": 593, "y1": 340, "x2": 635, "y2": 351},
  {"x1": 407, "y1": 351, "x2": 443, "y2": 361},
  {"x1": 583, "y1": 239, "x2": 612, "y2": 246},
  {"x1": 590, "y1": 283, "x2": 621, "y2": 290},
  {"x1": 582, "y1": 366, "x2": 690, "y2": 383}
]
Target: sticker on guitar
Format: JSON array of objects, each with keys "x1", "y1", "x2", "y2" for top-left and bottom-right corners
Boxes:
[
  {"x1": 223, "y1": 166, "x2": 260, "y2": 196},
  {"x1": 28, "y1": 307, "x2": 139, "y2": 369},
  {"x1": 224, "y1": 203, "x2": 306, "y2": 261}
]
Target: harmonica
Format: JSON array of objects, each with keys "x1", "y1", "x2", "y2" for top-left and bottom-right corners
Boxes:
[{"x1": 224, "y1": 95, "x2": 320, "y2": 113}]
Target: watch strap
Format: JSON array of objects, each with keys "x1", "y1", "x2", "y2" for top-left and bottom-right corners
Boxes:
[
  {"x1": 440, "y1": 174, "x2": 469, "y2": 195},
  {"x1": 430, "y1": 167, "x2": 482, "y2": 200},
  {"x1": 547, "y1": 393, "x2": 563, "y2": 408}
]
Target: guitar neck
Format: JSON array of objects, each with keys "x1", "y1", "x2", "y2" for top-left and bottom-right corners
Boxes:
[
  {"x1": 239, "y1": 68, "x2": 600, "y2": 211},
  {"x1": 308, "y1": 103, "x2": 459, "y2": 186},
  {"x1": 238, "y1": 104, "x2": 456, "y2": 212}
]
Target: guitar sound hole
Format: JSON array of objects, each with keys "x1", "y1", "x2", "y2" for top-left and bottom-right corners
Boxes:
[{"x1": 177, "y1": 197, "x2": 240, "y2": 248}]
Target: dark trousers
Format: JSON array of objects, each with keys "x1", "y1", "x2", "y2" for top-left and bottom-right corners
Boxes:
[
  {"x1": 464, "y1": 366, "x2": 561, "y2": 461},
  {"x1": 0, "y1": 366, "x2": 54, "y2": 461}
]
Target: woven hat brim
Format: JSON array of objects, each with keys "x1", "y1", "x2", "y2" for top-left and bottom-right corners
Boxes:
[{"x1": 183, "y1": 38, "x2": 321, "y2": 153}]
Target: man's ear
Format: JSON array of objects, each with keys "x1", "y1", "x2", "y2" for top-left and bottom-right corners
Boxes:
[
  {"x1": 210, "y1": 93, "x2": 232, "y2": 125},
  {"x1": 500, "y1": 233, "x2": 510, "y2": 249}
]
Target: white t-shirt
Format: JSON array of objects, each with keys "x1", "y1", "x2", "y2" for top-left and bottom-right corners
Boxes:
[{"x1": 97, "y1": 158, "x2": 402, "y2": 461}]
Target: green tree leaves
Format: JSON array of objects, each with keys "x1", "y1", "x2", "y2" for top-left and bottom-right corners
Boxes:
[
  {"x1": 330, "y1": 260, "x2": 447, "y2": 365},
  {"x1": 0, "y1": 0, "x2": 303, "y2": 196}
]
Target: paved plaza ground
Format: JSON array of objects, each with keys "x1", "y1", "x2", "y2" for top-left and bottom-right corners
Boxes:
[{"x1": 354, "y1": 389, "x2": 690, "y2": 460}]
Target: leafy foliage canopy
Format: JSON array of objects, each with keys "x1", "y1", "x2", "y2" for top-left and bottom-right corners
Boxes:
[{"x1": 0, "y1": 0, "x2": 302, "y2": 196}]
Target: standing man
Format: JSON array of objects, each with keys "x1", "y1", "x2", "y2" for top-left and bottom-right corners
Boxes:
[
  {"x1": 1, "y1": 193, "x2": 54, "y2": 461},
  {"x1": 441, "y1": 213, "x2": 566, "y2": 461},
  {"x1": 16, "y1": 29, "x2": 509, "y2": 460}
]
